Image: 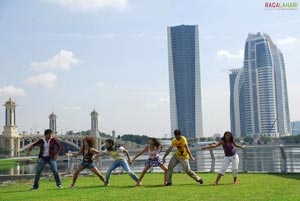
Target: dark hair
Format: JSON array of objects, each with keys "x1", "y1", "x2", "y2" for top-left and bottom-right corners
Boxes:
[
  {"x1": 174, "y1": 129, "x2": 182, "y2": 136},
  {"x1": 105, "y1": 139, "x2": 114, "y2": 146},
  {"x1": 83, "y1": 135, "x2": 96, "y2": 148},
  {"x1": 149, "y1": 137, "x2": 161, "y2": 148},
  {"x1": 44, "y1": 129, "x2": 52, "y2": 136},
  {"x1": 221, "y1": 131, "x2": 234, "y2": 143}
]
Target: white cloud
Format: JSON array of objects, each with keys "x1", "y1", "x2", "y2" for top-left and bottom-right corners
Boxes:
[
  {"x1": 159, "y1": 97, "x2": 169, "y2": 103},
  {"x1": 29, "y1": 50, "x2": 80, "y2": 71},
  {"x1": 146, "y1": 97, "x2": 169, "y2": 109},
  {"x1": 95, "y1": 81, "x2": 105, "y2": 88},
  {"x1": 45, "y1": 0, "x2": 128, "y2": 11},
  {"x1": 0, "y1": 86, "x2": 26, "y2": 96},
  {"x1": 25, "y1": 73, "x2": 57, "y2": 88},
  {"x1": 217, "y1": 49, "x2": 243, "y2": 60},
  {"x1": 275, "y1": 37, "x2": 300, "y2": 47}
]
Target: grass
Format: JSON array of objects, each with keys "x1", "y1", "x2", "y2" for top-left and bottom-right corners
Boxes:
[
  {"x1": 0, "y1": 160, "x2": 19, "y2": 170},
  {"x1": 0, "y1": 158, "x2": 37, "y2": 170},
  {"x1": 0, "y1": 173, "x2": 299, "y2": 201}
]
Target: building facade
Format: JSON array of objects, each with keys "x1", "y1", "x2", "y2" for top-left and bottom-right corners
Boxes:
[
  {"x1": 167, "y1": 25, "x2": 203, "y2": 138},
  {"x1": 230, "y1": 33, "x2": 291, "y2": 137},
  {"x1": 291, "y1": 121, "x2": 300, "y2": 136}
]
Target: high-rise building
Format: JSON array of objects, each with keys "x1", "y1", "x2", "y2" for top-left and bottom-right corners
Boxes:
[
  {"x1": 49, "y1": 112, "x2": 57, "y2": 134},
  {"x1": 167, "y1": 25, "x2": 203, "y2": 139},
  {"x1": 230, "y1": 32, "x2": 291, "y2": 137},
  {"x1": 291, "y1": 121, "x2": 300, "y2": 136}
]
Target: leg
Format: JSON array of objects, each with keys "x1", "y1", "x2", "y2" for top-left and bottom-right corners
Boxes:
[
  {"x1": 120, "y1": 160, "x2": 139, "y2": 182},
  {"x1": 231, "y1": 154, "x2": 239, "y2": 184},
  {"x1": 159, "y1": 164, "x2": 168, "y2": 184},
  {"x1": 32, "y1": 158, "x2": 47, "y2": 189},
  {"x1": 105, "y1": 161, "x2": 119, "y2": 185},
  {"x1": 137, "y1": 165, "x2": 151, "y2": 185},
  {"x1": 166, "y1": 156, "x2": 179, "y2": 184},
  {"x1": 90, "y1": 167, "x2": 105, "y2": 183},
  {"x1": 216, "y1": 156, "x2": 231, "y2": 185},
  {"x1": 71, "y1": 165, "x2": 85, "y2": 187},
  {"x1": 49, "y1": 158, "x2": 62, "y2": 187},
  {"x1": 180, "y1": 158, "x2": 201, "y2": 182}
]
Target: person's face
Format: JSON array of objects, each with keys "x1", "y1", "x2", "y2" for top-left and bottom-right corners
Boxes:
[
  {"x1": 175, "y1": 134, "x2": 181, "y2": 140},
  {"x1": 225, "y1": 134, "x2": 231, "y2": 141},
  {"x1": 83, "y1": 140, "x2": 89, "y2": 147},
  {"x1": 105, "y1": 141, "x2": 112, "y2": 148},
  {"x1": 148, "y1": 138, "x2": 154, "y2": 145},
  {"x1": 45, "y1": 133, "x2": 51, "y2": 140}
]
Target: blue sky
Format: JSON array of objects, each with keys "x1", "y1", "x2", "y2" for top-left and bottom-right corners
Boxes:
[{"x1": 0, "y1": 0, "x2": 299, "y2": 137}]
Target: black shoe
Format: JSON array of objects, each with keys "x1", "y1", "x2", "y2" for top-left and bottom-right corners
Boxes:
[
  {"x1": 197, "y1": 178, "x2": 203, "y2": 185},
  {"x1": 165, "y1": 182, "x2": 172, "y2": 186},
  {"x1": 30, "y1": 187, "x2": 38, "y2": 191}
]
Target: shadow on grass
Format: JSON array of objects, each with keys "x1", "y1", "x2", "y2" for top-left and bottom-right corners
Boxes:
[
  {"x1": 1, "y1": 189, "x2": 32, "y2": 194},
  {"x1": 267, "y1": 173, "x2": 300, "y2": 180}
]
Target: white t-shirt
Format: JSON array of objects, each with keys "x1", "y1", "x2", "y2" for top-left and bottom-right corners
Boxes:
[{"x1": 42, "y1": 138, "x2": 52, "y2": 157}]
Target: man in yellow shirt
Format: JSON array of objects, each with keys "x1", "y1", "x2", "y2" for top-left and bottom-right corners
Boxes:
[{"x1": 163, "y1": 129, "x2": 203, "y2": 186}]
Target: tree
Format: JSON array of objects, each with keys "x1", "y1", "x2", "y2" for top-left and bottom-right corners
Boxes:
[
  {"x1": 243, "y1": 136, "x2": 254, "y2": 145},
  {"x1": 234, "y1": 137, "x2": 241, "y2": 143}
]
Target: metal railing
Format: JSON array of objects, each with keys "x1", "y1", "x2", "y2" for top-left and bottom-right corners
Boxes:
[
  {"x1": 2, "y1": 145, "x2": 300, "y2": 177},
  {"x1": 92, "y1": 145, "x2": 300, "y2": 174}
]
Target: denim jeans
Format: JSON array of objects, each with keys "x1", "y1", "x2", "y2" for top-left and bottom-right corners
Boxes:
[
  {"x1": 105, "y1": 159, "x2": 139, "y2": 184},
  {"x1": 33, "y1": 157, "x2": 62, "y2": 189}
]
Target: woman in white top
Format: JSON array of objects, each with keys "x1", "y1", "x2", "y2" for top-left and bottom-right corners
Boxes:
[{"x1": 131, "y1": 137, "x2": 168, "y2": 186}]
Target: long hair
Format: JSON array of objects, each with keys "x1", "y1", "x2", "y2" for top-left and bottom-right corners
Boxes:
[
  {"x1": 221, "y1": 131, "x2": 234, "y2": 143},
  {"x1": 149, "y1": 137, "x2": 161, "y2": 148},
  {"x1": 82, "y1": 135, "x2": 96, "y2": 148}
]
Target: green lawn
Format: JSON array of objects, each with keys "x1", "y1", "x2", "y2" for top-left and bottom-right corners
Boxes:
[
  {"x1": 0, "y1": 158, "x2": 37, "y2": 170},
  {"x1": 0, "y1": 173, "x2": 299, "y2": 201}
]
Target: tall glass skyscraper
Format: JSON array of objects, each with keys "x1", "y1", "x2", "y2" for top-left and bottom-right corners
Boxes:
[
  {"x1": 230, "y1": 32, "x2": 291, "y2": 137},
  {"x1": 167, "y1": 25, "x2": 203, "y2": 139}
]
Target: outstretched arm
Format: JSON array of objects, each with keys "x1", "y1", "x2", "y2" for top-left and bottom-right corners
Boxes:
[
  {"x1": 123, "y1": 149, "x2": 131, "y2": 162},
  {"x1": 66, "y1": 148, "x2": 82, "y2": 158},
  {"x1": 233, "y1": 141, "x2": 246, "y2": 149},
  {"x1": 26, "y1": 139, "x2": 43, "y2": 156},
  {"x1": 95, "y1": 151, "x2": 106, "y2": 158},
  {"x1": 185, "y1": 144, "x2": 195, "y2": 161},
  {"x1": 132, "y1": 146, "x2": 147, "y2": 161},
  {"x1": 202, "y1": 141, "x2": 223, "y2": 150},
  {"x1": 162, "y1": 146, "x2": 173, "y2": 163}
]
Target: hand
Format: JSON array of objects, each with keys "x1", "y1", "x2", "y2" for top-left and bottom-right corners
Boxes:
[
  {"x1": 65, "y1": 152, "x2": 72, "y2": 157},
  {"x1": 53, "y1": 154, "x2": 58, "y2": 160},
  {"x1": 190, "y1": 156, "x2": 196, "y2": 161},
  {"x1": 129, "y1": 159, "x2": 134, "y2": 165},
  {"x1": 242, "y1": 145, "x2": 246, "y2": 149}
]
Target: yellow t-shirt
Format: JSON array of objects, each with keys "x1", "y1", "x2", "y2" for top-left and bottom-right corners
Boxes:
[{"x1": 171, "y1": 136, "x2": 189, "y2": 159}]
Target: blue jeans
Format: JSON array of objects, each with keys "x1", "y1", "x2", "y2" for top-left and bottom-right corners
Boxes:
[
  {"x1": 105, "y1": 160, "x2": 139, "y2": 184},
  {"x1": 33, "y1": 157, "x2": 62, "y2": 189}
]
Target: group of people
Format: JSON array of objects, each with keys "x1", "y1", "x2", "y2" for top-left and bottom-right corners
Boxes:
[{"x1": 26, "y1": 128, "x2": 245, "y2": 190}]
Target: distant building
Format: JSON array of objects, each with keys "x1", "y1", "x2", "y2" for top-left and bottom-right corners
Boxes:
[
  {"x1": 0, "y1": 98, "x2": 20, "y2": 157},
  {"x1": 291, "y1": 121, "x2": 300, "y2": 135},
  {"x1": 167, "y1": 24, "x2": 203, "y2": 139},
  {"x1": 49, "y1": 112, "x2": 57, "y2": 134},
  {"x1": 230, "y1": 33, "x2": 291, "y2": 137}
]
